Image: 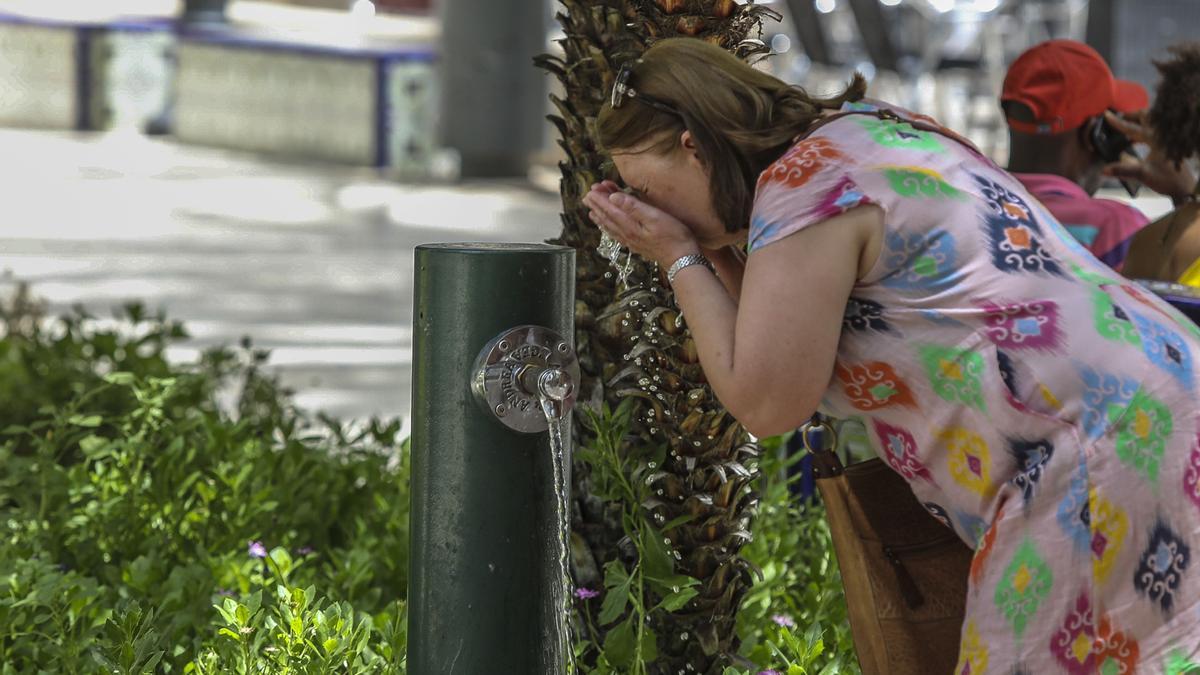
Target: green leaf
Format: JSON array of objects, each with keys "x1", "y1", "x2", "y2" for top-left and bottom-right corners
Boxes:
[
  {"x1": 103, "y1": 372, "x2": 136, "y2": 386},
  {"x1": 601, "y1": 559, "x2": 629, "y2": 589},
  {"x1": 602, "y1": 616, "x2": 637, "y2": 667},
  {"x1": 640, "y1": 627, "x2": 658, "y2": 662},
  {"x1": 268, "y1": 547, "x2": 294, "y2": 580},
  {"x1": 218, "y1": 627, "x2": 241, "y2": 642},
  {"x1": 647, "y1": 442, "x2": 668, "y2": 469},
  {"x1": 68, "y1": 415, "x2": 102, "y2": 427},
  {"x1": 613, "y1": 397, "x2": 636, "y2": 428},
  {"x1": 598, "y1": 564, "x2": 631, "y2": 626},
  {"x1": 215, "y1": 598, "x2": 238, "y2": 624},
  {"x1": 576, "y1": 409, "x2": 600, "y2": 434},
  {"x1": 78, "y1": 435, "x2": 108, "y2": 455},
  {"x1": 640, "y1": 524, "x2": 675, "y2": 581},
  {"x1": 646, "y1": 574, "x2": 699, "y2": 589},
  {"x1": 655, "y1": 587, "x2": 698, "y2": 613},
  {"x1": 808, "y1": 637, "x2": 825, "y2": 661},
  {"x1": 245, "y1": 591, "x2": 263, "y2": 615},
  {"x1": 194, "y1": 480, "x2": 216, "y2": 503},
  {"x1": 661, "y1": 513, "x2": 697, "y2": 531},
  {"x1": 323, "y1": 637, "x2": 339, "y2": 653},
  {"x1": 142, "y1": 652, "x2": 165, "y2": 672}
]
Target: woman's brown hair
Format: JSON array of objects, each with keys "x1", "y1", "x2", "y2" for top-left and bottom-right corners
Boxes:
[{"x1": 597, "y1": 38, "x2": 866, "y2": 232}]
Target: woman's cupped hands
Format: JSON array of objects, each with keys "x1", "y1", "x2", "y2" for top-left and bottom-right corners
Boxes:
[{"x1": 583, "y1": 181, "x2": 700, "y2": 269}]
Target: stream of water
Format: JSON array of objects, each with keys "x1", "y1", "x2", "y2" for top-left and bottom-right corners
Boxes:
[{"x1": 541, "y1": 392, "x2": 575, "y2": 674}]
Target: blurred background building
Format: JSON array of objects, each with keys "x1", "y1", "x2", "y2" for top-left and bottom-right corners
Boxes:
[{"x1": 0, "y1": 0, "x2": 1189, "y2": 424}]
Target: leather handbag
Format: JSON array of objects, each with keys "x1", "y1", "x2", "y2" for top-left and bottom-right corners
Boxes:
[{"x1": 802, "y1": 415, "x2": 974, "y2": 675}]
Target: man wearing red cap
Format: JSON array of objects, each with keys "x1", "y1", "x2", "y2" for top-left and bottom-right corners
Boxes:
[{"x1": 1003, "y1": 39, "x2": 1194, "y2": 272}]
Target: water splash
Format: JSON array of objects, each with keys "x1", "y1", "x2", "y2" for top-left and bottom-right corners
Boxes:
[
  {"x1": 597, "y1": 228, "x2": 622, "y2": 260},
  {"x1": 540, "y1": 391, "x2": 575, "y2": 674},
  {"x1": 597, "y1": 230, "x2": 635, "y2": 291}
]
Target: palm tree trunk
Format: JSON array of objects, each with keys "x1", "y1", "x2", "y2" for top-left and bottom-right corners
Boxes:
[{"x1": 537, "y1": 2, "x2": 776, "y2": 672}]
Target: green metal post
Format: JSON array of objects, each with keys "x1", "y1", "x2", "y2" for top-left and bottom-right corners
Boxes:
[{"x1": 409, "y1": 243, "x2": 575, "y2": 674}]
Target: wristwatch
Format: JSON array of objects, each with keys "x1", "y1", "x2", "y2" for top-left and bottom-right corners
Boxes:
[
  {"x1": 1175, "y1": 178, "x2": 1200, "y2": 207},
  {"x1": 667, "y1": 253, "x2": 714, "y2": 284}
]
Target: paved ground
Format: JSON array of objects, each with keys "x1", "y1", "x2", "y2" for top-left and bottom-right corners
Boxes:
[{"x1": 0, "y1": 128, "x2": 562, "y2": 427}]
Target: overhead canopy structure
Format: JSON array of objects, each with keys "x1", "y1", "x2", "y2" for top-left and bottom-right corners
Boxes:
[
  {"x1": 846, "y1": 0, "x2": 899, "y2": 73},
  {"x1": 783, "y1": 0, "x2": 834, "y2": 65}
]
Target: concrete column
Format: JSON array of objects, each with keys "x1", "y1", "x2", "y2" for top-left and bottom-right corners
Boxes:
[
  {"x1": 180, "y1": 0, "x2": 229, "y2": 25},
  {"x1": 436, "y1": 0, "x2": 549, "y2": 177}
]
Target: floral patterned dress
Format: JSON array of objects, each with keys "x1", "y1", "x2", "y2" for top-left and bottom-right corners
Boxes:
[{"x1": 749, "y1": 101, "x2": 1200, "y2": 673}]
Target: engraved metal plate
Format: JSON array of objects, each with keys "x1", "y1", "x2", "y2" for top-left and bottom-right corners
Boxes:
[{"x1": 471, "y1": 325, "x2": 580, "y2": 433}]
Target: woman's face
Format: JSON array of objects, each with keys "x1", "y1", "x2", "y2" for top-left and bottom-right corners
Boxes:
[{"x1": 611, "y1": 131, "x2": 745, "y2": 249}]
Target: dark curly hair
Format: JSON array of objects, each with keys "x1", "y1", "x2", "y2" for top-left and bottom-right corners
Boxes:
[{"x1": 1149, "y1": 43, "x2": 1200, "y2": 168}]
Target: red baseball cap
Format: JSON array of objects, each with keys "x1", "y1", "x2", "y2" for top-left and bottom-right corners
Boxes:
[{"x1": 1002, "y1": 40, "x2": 1149, "y2": 135}]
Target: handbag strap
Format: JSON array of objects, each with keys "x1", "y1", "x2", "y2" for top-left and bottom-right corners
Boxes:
[{"x1": 801, "y1": 413, "x2": 844, "y2": 478}]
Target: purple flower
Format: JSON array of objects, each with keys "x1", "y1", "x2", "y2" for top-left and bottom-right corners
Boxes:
[
  {"x1": 217, "y1": 588, "x2": 236, "y2": 598},
  {"x1": 248, "y1": 540, "x2": 268, "y2": 559},
  {"x1": 758, "y1": 671, "x2": 782, "y2": 675},
  {"x1": 296, "y1": 546, "x2": 315, "y2": 556},
  {"x1": 771, "y1": 614, "x2": 795, "y2": 628},
  {"x1": 574, "y1": 587, "x2": 600, "y2": 600}
]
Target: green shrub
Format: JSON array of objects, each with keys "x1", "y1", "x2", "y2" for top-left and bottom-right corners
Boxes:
[
  {"x1": 734, "y1": 435, "x2": 857, "y2": 674},
  {"x1": 0, "y1": 300, "x2": 408, "y2": 673}
]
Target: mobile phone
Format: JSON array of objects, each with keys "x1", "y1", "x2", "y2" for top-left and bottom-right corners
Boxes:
[{"x1": 1089, "y1": 115, "x2": 1141, "y2": 197}]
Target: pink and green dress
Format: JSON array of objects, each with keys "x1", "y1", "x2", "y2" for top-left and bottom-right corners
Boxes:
[{"x1": 749, "y1": 101, "x2": 1200, "y2": 673}]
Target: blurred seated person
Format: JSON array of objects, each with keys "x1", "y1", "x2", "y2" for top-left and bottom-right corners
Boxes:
[
  {"x1": 1002, "y1": 40, "x2": 1195, "y2": 272},
  {"x1": 1119, "y1": 44, "x2": 1200, "y2": 285}
]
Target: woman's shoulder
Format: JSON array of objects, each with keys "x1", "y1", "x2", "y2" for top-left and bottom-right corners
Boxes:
[
  {"x1": 754, "y1": 107, "x2": 882, "y2": 192},
  {"x1": 748, "y1": 113, "x2": 884, "y2": 253},
  {"x1": 753, "y1": 103, "x2": 915, "y2": 197},
  {"x1": 754, "y1": 132, "x2": 859, "y2": 201},
  {"x1": 751, "y1": 97, "x2": 993, "y2": 207}
]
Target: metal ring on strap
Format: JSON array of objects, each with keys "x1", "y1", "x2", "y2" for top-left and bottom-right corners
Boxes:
[{"x1": 801, "y1": 415, "x2": 845, "y2": 478}]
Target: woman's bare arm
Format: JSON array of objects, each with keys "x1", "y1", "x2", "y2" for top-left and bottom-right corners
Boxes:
[
  {"x1": 703, "y1": 245, "x2": 746, "y2": 302},
  {"x1": 671, "y1": 206, "x2": 879, "y2": 436},
  {"x1": 584, "y1": 188, "x2": 878, "y2": 437}
]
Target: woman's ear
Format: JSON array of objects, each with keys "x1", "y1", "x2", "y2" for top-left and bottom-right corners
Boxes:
[{"x1": 680, "y1": 130, "x2": 703, "y2": 167}]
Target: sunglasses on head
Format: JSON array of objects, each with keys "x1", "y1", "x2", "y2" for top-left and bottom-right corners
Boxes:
[{"x1": 611, "y1": 60, "x2": 682, "y2": 118}]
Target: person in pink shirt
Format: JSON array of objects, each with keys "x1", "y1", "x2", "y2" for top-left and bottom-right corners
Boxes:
[{"x1": 1002, "y1": 40, "x2": 1195, "y2": 272}]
